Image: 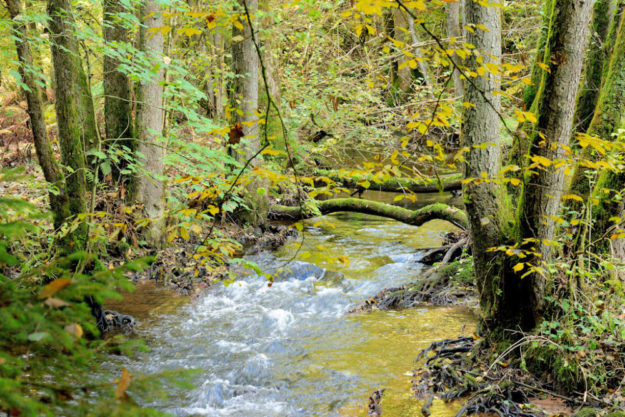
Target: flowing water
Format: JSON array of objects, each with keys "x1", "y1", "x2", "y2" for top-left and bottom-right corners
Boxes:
[{"x1": 107, "y1": 204, "x2": 476, "y2": 416}]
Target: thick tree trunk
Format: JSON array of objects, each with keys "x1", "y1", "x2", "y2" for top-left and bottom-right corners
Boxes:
[
  {"x1": 461, "y1": 0, "x2": 510, "y2": 329},
  {"x1": 103, "y1": 0, "x2": 132, "y2": 179},
  {"x1": 269, "y1": 199, "x2": 468, "y2": 229},
  {"x1": 570, "y1": 11, "x2": 625, "y2": 201},
  {"x1": 5, "y1": 0, "x2": 70, "y2": 230},
  {"x1": 232, "y1": 0, "x2": 260, "y2": 162},
  {"x1": 447, "y1": 0, "x2": 464, "y2": 98},
  {"x1": 133, "y1": 0, "x2": 166, "y2": 246},
  {"x1": 585, "y1": 14, "x2": 625, "y2": 251},
  {"x1": 573, "y1": 0, "x2": 617, "y2": 133},
  {"x1": 517, "y1": 0, "x2": 592, "y2": 322},
  {"x1": 47, "y1": 0, "x2": 90, "y2": 249}
]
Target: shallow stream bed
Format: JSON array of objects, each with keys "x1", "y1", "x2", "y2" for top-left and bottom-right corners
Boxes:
[{"x1": 106, "y1": 210, "x2": 476, "y2": 416}]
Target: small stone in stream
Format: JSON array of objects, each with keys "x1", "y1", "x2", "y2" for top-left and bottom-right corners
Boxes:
[{"x1": 367, "y1": 388, "x2": 384, "y2": 417}]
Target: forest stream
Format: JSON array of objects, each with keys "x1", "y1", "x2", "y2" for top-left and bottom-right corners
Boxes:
[{"x1": 104, "y1": 193, "x2": 477, "y2": 417}]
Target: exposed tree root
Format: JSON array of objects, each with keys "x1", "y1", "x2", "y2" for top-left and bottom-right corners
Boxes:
[
  {"x1": 413, "y1": 337, "x2": 548, "y2": 417},
  {"x1": 269, "y1": 198, "x2": 468, "y2": 229}
]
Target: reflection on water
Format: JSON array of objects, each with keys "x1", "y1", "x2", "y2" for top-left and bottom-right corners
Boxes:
[{"x1": 106, "y1": 212, "x2": 475, "y2": 416}]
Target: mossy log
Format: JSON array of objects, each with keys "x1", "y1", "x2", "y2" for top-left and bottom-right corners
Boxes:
[
  {"x1": 308, "y1": 169, "x2": 462, "y2": 194},
  {"x1": 269, "y1": 198, "x2": 468, "y2": 230}
]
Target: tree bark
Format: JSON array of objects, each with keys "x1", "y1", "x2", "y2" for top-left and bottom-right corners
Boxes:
[
  {"x1": 573, "y1": 0, "x2": 617, "y2": 133},
  {"x1": 103, "y1": 0, "x2": 132, "y2": 179},
  {"x1": 404, "y1": 10, "x2": 433, "y2": 91},
  {"x1": 269, "y1": 199, "x2": 468, "y2": 229},
  {"x1": 232, "y1": 0, "x2": 260, "y2": 162},
  {"x1": 516, "y1": 0, "x2": 592, "y2": 322},
  {"x1": 585, "y1": 14, "x2": 625, "y2": 250},
  {"x1": 133, "y1": 0, "x2": 166, "y2": 246},
  {"x1": 570, "y1": 11, "x2": 625, "y2": 201},
  {"x1": 447, "y1": 0, "x2": 464, "y2": 98},
  {"x1": 309, "y1": 169, "x2": 462, "y2": 194},
  {"x1": 47, "y1": 0, "x2": 90, "y2": 249},
  {"x1": 5, "y1": 0, "x2": 70, "y2": 230},
  {"x1": 461, "y1": 0, "x2": 510, "y2": 329},
  {"x1": 522, "y1": 0, "x2": 553, "y2": 110}
]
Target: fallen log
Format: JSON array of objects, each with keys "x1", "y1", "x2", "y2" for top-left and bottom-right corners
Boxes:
[
  {"x1": 269, "y1": 198, "x2": 468, "y2": 230},
  {"x1": 307, "y1": 169, "x2": 462, "y2": 194}
]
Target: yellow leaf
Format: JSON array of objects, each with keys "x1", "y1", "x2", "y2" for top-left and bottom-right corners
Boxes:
[
  {"x1": 39, "y1": 279, "x2": 72, "y2": 299},
  {"x1": 208, "y1": 205, "x2": 220, "y2": 216},
  {"x1": 176, "y1": 27, "x2": 202, "y2": 37},
  {"x1": 561, "y1": 194, "x2": 583, "y2": 202},
  {"x1": 180, "y1": 226, "x2": 190, "y2": 241},
  {"x1": 115, "y1": 368, "x2": 132, "y2": 399},
  {"x1": 64, "y1": 323, "x2": 83, "y2": 339}
]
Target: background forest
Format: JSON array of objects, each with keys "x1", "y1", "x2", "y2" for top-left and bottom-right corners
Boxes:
[{"x1": 2, "y1": 0, "x2": 625, "y2": 415}]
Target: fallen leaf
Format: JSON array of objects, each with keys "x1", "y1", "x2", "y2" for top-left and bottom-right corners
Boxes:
[
  {"x1": 38, "y1": 278, "x2": 71, "y2": 299},
  {"x1": 115, "y1": 368, "x2": 132, "y2": 399},
  {"x1": 44, "y1": 298, "x2": 70, "y2": 308},
  {"x1": 27, "y1": 332, "x2": 49, "y2": 342},
  {"x1": 64, "y1": 323, "x2": 83, "y2": 338}
]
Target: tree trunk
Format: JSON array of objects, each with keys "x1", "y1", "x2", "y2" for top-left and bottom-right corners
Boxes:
[
  {"x1": 232, "y1": 0, "x2": 260, "y2": 162},
  {"x1": 206, "y1": 32, "x2": 226, "y2": 119},
  {"x1": 269, "y1": 199, "x2": 468, "y2": 229},
  {"x1": 573, "y1": 0, "x2": 617, "y2": 133},
  {"x1": 5, "y1": 0, "x2": 70, "y2": 230},
  {"x1": 570, "y1": 11, "x2": 625, "y2": 201},
  {"x1": 516, "y1": 0, "x2": 592, "y2": 322},
  {"x1": 522, "y1": 0, "x2": 553, "y2": 110},
  {"x1": 447, "y1": 0, "x2": 464, "y2": 98},
  {"x1": 404, "y1": 10, "x2": 433, "y2": 91},
  {"x1": 47, "y1": 0, "x2": 90, "y2": 249},
  {"x1": 585, "y1": 14, "x2": 625, "y2": 250},
  {"x1": 103, "y1": 0, "x2": 132, "y2": 180},
  {"x1": 460, "y1": 0, "x2": 541, "y2": 331},
  {"x1": 133, "y1": 0, "x2": 166, "y2": 246},
  {"x1": 308, "y1": 169, "x2": 462, "y2": 194}
]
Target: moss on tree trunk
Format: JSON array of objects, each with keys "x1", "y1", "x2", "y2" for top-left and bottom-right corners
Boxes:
[
  {"x1": 48, "y1": 0, "x2": 91, "y2": 250},
  {"x1": 308, "y1": 169, "x2": 462, "y2": 194},
  {"x1": 6, "y1": 0, "x2": 70, "y2": 231},
  {"x1": 269, "y1": 198, "x2": 468, "y2": 229}
]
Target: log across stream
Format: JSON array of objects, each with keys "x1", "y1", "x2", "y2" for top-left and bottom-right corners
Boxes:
[{"x1": 97, "y1": 195, "x2": 477, "y2": 416}]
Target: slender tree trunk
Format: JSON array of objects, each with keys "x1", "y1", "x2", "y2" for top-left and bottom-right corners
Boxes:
[
  {"x1": 232, "y1": 0, "x2": 260, "y2": 162},
  {"x1": 206, "y1": 32, "x2": 226, "y2": 119},
  {"x1": 516, "y1": 0, "x2": 592, "y2": 320},
  {"x1": 404, "y1": 10, "x2": 433, "y2": 91},
  {"x1": 47, "y1": 0, "x2": 90, "y2": 249},
  {"x1": 5, "y1": 0, "x2": 70, "y2": 230},
  {"x1": 133, "y1": 0, "x2": 165, "y2": 246},
  {"x1": 523, "y1": 0, "x2": 554, "y2": 110},
  {"x1": 573, "y1": 0, "x2": 617, "y2": 133},
  {"x1": 103, "y1": 0, "x2": 132, "y2": 180},
  {"x1": 384, "y1": 10, "x2": 400, "y2": 96},
  {"x1": 447, "y1": 0, "x2": 464, "y2": 97}
]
